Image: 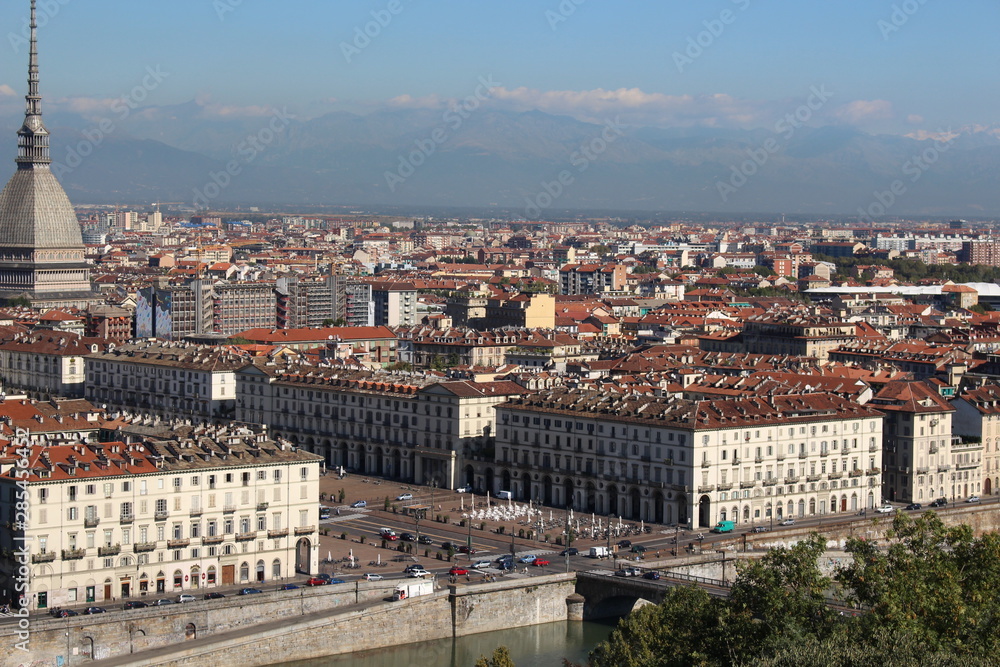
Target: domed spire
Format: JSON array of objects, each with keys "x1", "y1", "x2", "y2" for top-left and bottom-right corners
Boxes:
[{"x1": 16, "y1": 0, "x2": 51, "y2": 168}]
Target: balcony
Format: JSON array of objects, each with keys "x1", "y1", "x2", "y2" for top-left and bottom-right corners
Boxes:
[
  {"x1": 916, "y1": 466, "x2": 929, "y2": 474},
  {"x1": 267, "y1": 528, "x2": 289, "y2": 538},
  {"x1": 785, "y1": 476, "x2": 799, "y2": 484},
  {"x1": 938, "y1": 465, "x2": 952, "y2": 472},
  {"x1": 819, "y1": 450, "x2": 829, "y2": 457},
  {"x1": 62, "y1": 548, "x2": 85, "y2": 560},
  {"x1": 119, "y1": 514, "x2": 134, "y2": 524},
  {"x1": 867, "y1": 468, "x2": 881, "y2": 476},
  {"x1": 223, "y1": 505, "x2": 237, "y2": 514},
  {"x1": 731, "y1": 459, "x2": 741, "y2": 466},
  {"x1": 740, "y1": 481, "x2": 756, "y2": 489},
  {"x1": 701, "y1": 460, "x2": 711, "y2": 468},
  {"x1": 133, "y1": 542, "x2": 157, "y2": 553},
  {"x1": 189, "y1": 508, "x2": 203, "y2": 517},
  {"x1": 806, "y1": 475, "x2": 821, "y2": 483},
  {"x1": 256, "y1": 502, "x2": 269, "y2": 512},
  {"x1": 154, "y1": 511, "x2": 169, "y2": 521},
  {"x1": 754, "y1": 456, "x2": 763, "y2": 464},
  {"x1": 236, "y1": 532, "x2": 257, "y2": 542},
  {"x1": 828, "y1": 472, "x2": 843, "y2": 479},
  {"x1": 716, "y1": 483, "x2": 733, "y2": 491},
  {"x1": 31, "y1": 551, "x2": 56, "y2": 564},
  {"x1": 202, "y1": 535, "x2": 224, "y2": 545},
  {"x1": 763, "y1": 478, "x2": 777, "y2": 486},
  {"x1": 167, "y1": 539, "x2": 190, "y2": 549},
  {"x1": 870, "y1": 445, "x2": 880, "y2": 453},
  {"x1": 956, "y1": 461, "x2": 978, "y2": 470},
  {"x1": 798, "y1": 452, "x2": 807, "y2": 459},
  {"x1": 294, "y1": 526, "x2": 315, "y2": 535},
  {"x1": 84, "y1": 517, "x2": 99, "y2": 528},
  {"x1": 849, "y1": 469, "x2": 864, "y2": 478},
  {"x1": 697, "y1": 485, "x2": 715, "y2": 494},
  {"x1": 776, "y1": 453, "x2": 786, "y2": 461},
  {"x1": 98, "y1": 545, "x2": 121, "y2": 557}
]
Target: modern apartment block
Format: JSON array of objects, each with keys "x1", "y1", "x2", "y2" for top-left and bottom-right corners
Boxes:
[
  {"x1": 488, "y1": 388, "x2": 884, "y2": 528},
  {"x1": 2, "y1": 428, "x2": 322, "y2": 610}
]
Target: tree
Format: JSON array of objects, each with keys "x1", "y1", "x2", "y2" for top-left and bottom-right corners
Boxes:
[
  {"x1": 590, "y1": 244, "x2": 611, "y2": 255},
  {"x1": 5, "y1": 296, "x2": 31, "y2": 308},
  {"x1": 473, "y1": 646, "x2": 515, "y2": 667},
  {"x1": 322, "y1": 318, "x2": 347, "y2": 327}
]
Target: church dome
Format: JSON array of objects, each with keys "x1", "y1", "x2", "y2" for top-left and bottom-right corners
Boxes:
[{"x1": 0, "y1": 166, "x2": 84, "y2": 249}]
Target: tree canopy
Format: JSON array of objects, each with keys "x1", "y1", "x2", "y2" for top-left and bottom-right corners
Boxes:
[{"x1": 588, "y1": 515, "x2": 1000, "y2": 666}]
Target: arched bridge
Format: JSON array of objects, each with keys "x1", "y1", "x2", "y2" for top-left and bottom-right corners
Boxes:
[{"x1": 575, "y1": 570, "x2": 730, "y2": 619}]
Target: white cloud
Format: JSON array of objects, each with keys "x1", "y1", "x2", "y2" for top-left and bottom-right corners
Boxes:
[
  {"x1": 0, "y1": 84, "x2": 15, "y2": 97},
  {"x1": 832, "y1": 99, "x2": 894, "y2": 124}
]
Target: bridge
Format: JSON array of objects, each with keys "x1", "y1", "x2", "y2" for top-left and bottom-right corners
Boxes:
[{"x1": 575, "y1": 570, "x2": 730, "y2": 619}]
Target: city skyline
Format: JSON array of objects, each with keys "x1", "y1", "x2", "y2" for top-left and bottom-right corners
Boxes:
[{"x1": 0, "y1": 1, "x2": 993, "y2": 136}]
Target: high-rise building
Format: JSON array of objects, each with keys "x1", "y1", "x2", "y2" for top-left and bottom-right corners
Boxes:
[{"x1": 0, "y1": 1, "x2": 94, "y2": 308}]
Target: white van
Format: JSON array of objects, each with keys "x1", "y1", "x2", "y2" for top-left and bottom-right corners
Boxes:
[
  {"x1": 496, "y1": 490, "x2": 513, "y2": 500},
  {"x1": 379, "y1": 527, "x2": 397, "y2": 538}
]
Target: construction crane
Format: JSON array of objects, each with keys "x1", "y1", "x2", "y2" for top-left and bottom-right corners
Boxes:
[{"x1": 151, "y1": 202, "x2": 182, "y2": 213}]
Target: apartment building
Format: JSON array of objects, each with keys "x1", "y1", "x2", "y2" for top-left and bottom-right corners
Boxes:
[
  {"x1": 950, "y1": 384, "x2": 1000, "y2": 496},
  {"x1": 0, "y1": 331, "x2": 104, "y2": 399},
  {"x1": 86, "y1": 342, "x2": 248, "y2": 422},
  {"x1": 488, "y1": 388, "x2": 884, "y2": 528},
  {"x1": 559, "y1": 263, "x2": 627, "y2": 295},
  {"x1": 870, "y1": 380, "x2": 968, "y2": 504},
  {"x1": 371, "y1": 282, "x2": 417, "y2": 327},
  {"x1": 2, "y1": 428, "x2": 322, "y2": 610},
  {"x1": 235, "y1": 360, "x2": 523, "y2": 489}
]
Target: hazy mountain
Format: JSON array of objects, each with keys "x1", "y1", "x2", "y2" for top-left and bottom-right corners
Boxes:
[{"x1": 0, "y1": 105, "x2": 997, "y2": 217}]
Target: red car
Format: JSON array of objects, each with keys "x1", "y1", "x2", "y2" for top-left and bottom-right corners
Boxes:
[
  {"x1": 305, "y1": 577, "x2": 327, "y2": 586},
  {"x1": 457, "y1": 545, "x2": 477, "y2": 554},
  {"x1": 531, "y1": 558, "x2": 550, "y2": 567},
  {"x1": 449, "y1": 566, "x2": 469, "y2": 576},
  {"x1": 385, "y1": 534, "x2": 399, "y2": 541}
]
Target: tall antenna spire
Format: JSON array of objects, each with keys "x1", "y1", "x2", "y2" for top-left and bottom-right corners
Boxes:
[{"x1": 17, "y1": 0, "x2": 51, "y2": 168}]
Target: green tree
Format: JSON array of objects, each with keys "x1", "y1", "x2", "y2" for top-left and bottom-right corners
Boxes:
[
  {"x1": 473, "y1": 646, "x2": 515, "y2": 667},
  {"x1": 5, "y1": 296, "x2": 31, "y2": 308},
  {"x1": 590, "y1": 244, "x2": 611, "y2": 255}
]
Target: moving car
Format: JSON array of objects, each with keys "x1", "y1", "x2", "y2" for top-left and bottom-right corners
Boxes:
[
  {"x1": 305, "y1": 577, "x2": 328, "y2": 586},
  {"x1": 399, "y1": 532, "x2": 415, "y2": 542},
  {"x1": 362, "y1": 573, "x2": 384, "y2": 581},
  {"x1": 177, "y1": 594, "x2": 196, "y2": 603},
  {"x1": 779, "y1": 518, "x2": 796, "y2": 526},
  {"x1": 518, "y1": 555, "x2": 537, "y2": 564},
  {"x1": 617, "y1": 539, "x2": 632, "y2": 548},
  {"x1": 204, "y1": 592, "x2": 226, "y2": 599},
  {"x1": 54, "y1": 609, "x2": 79, "y2": 617},
  {"x1": 614, "y1": 567, "x2": 641, "y2": 577},
  {"x1": 472, "y1": 560, "x2": 492, "y2": 569},
  {"x1": 875, "y1": 505, "x2": 895, "y2": 514},
  {"x1": 328, "y1": 579, "x2": 347, "y2": 584},
  {"x1": 643, "y1": 571, "x2": 661, "y2": 580},
  {"x1": 711, "y1": 521, "x2": 735, "y2": 534},
  {"x1": 750, "y1": 526, "x2": 769, "y2": 534},
  {"x1": 123, "y1": 601, "x2": 148, "y2": 610},
  {"x1": 151, "y1": 599, "x2": 175, "y2": 606},
  {"x1": 531, "y1": 558, "x2": 550, "y2": 567},
  {"x1": 404, "y1": 564, "x2": 424, "y2": 573},
  {"x1": 457, "y1": 545, "x2": 477, "y2": 554},
  {"x1": 905, "y1": 503, "x2": 922, "y2": 511},
  {"x1": 417, "y1": 535, "x2": 434, "y2": 545},
  {"x1": 631, "y1": 544, "x2": 648, "y2": 552},
  {"x1": 929, "y1": 498, "x2": 948, "y2": 508},
  {"x1": 350, "y1": 500, "x2": 367, "y2": 508},
  {"x1": 455, "y1": 485, "x2": 472, "y2": 493},
  {"x1": 967, "y1": 495, "x2": 981, "y2": 503},
  {"x1": 560, "y1": 547, "x2": 579, "y2": 556},
  {"x1": 396, "y1": 493, "x2": 413, "y2": 501},
  {"x1": 315, "y1": 573, "x2": 333, "y2": 583},
  {"x1": 238, "y1": 588, "x2": 263, "y2": 595},
  {"x1": 449, "y1": 566, "x2": 469, "y2": 576},
  {"x1": 408, "y1": 568, "x2": 431, "y2": 578},
  {"x1": 280, "y1": 584, "x2": 300, "y2": 590},
  {"x1": 84, "y1": 606, "x2": 106, "y2": 614}
]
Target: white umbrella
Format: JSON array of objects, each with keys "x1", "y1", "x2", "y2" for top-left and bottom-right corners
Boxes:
[
  {"x1": 461, "y1": 496, "x2": 464, "y2": 511},
  {"x1": 327, "y1": 550, "x2": 332, "y2": 562},
  {"x1": 377, "y1": 553, "x2": 381, "y2": 565},
  {"x1": 486, "y1": 491, "x2": 490, "y2": 505}
]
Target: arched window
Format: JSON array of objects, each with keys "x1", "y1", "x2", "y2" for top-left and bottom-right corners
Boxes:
[{"x1": 239, "y1": 562, "x2": 249, "y2": 581}]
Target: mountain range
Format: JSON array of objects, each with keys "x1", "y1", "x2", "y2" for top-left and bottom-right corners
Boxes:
[{"x1": 2, "y1": 102, "x2": 999, "y2": 218}]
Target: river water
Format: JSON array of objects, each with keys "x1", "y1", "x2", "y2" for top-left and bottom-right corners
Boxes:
[{"x1": 281, "y1": 620, "x2": 616, "y2": 667}]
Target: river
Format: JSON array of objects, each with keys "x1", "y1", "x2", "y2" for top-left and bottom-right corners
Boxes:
[{"x1": 280, "y1": 619, "x2": 617, "y2": 667}]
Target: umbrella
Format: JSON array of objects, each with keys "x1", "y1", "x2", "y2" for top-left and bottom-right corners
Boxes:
[
  {"x1": 327, "y1": 550, "x2": 332, "y2": 562},
  {"x1": 377, "y1": 553, "x2": 381, "y2": 565},
  {"x1": 461, "y1": 496, "x2": 464, "y2": 510}
]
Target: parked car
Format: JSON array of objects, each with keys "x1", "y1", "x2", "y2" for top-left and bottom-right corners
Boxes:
[
  {"x1": 177, "y1": 594, "x2": 196, "y2": 604},
  {"x1": 750, "y1": 526, "x2": 769, "y2": 534},
  {"x1": 399, "y1": 532, "x2": 416, "y2": 542},
  {"x1": 967, "y1": 495, "x2": 981, "y2": 503},
  {"x1": 315, "y1": 573, "x2": 333, "y2": 583},
  {"x1": 362, "y1": 573, "x2": 384, "y2": 581},
  {"x1": 417, "y1": 535, "x2": 434, "y2": 545},
  {"x1": 408, "y1": 569, "x2": 431, "y2": 578},
  {"x1": 55, "y1": 609, "x2": 79, "y2": 617},
  {"x1": 617, "y1": 540, "x2": 632, "y2": 548},
  {"x1": 876, "y1": 505, "x2": 895, "y2": 514},
  {"x1": 472, "y1": 560, "x2": 492, "y2": 569},
  {"x1": 280, "y1": 584, "x2": 300, "y2": 590},
  {"x1": 449, "y1": 566, "x2": 469, "y2": 576},
  {"x1": 151, "y1": 599, "x2": 175, "y2": 606},
  {"x1": 305, "y1": 577, "x2": 328, "y2": 586},
  {"x1": 905, "y1": 503, "x2": 922, "y2": 511},
  {"x1": 518, "y1": 554, "x2": 537, "y2": 564},
  {"x1": 328, "y1": 579, "x2": 347, "y2": 584},
  {"x1": 204, "y1": 592, "x2": 226, "y2": 599},
  {"x1": 779, "y1": 518, "x2": 796, "y2": 526},
  {"x1": 614, "y1": 567, "x2": 641, "y2": 577},
  {"x1": 350, "y1": 500, "x2": 367, "y2": 508},
  {"x1": 123, "y1": 601, "x2": 148, "y2": 610},
  {"x1": 238, "y1": 588, "x2": 263, "y2": 595},
  {"x1": 643, "y1": 571, "x2": 661, "y2": 580},
  {"x1": 84, "y1": 606, "x2": 106, "y2": 614},
  {"x1": 396, "y1": 493, "x2": 413, "y2": 501},
  {"x1": 531, "y1": 558, "x2": 550, "y2": 567},
  {"x1": 929, "y1": 498, "x2": 948, "y2": 508},
  {"x1": 560, "y1": 547, "x2": 579, "y2": 556},
  {"x1": 441, "y1": 541, "x2": 455, "y2": 551},
  {"x1": 457, "y1": 545, "x2": 477, "y2": 554}
]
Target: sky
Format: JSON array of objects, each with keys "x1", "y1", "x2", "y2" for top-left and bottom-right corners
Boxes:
[{"x1": 0, "y1": 0, "x2": 996, "y2": 135}]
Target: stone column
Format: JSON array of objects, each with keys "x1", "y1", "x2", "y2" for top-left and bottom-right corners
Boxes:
[{"x1": 566, "y1": 593, "x2": 585, "y2": 621}]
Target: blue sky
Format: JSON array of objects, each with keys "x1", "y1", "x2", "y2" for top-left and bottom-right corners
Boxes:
[{"x1": 0, "y1": 0, "x2": 995, "y2": 134}]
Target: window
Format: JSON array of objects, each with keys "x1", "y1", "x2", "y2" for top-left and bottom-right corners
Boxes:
[
  {"x1": 300, "y1": 467, "x2": 308, "y2": 480},
  {"x1": 257, "y1": 470, "x2": 266, "y2": 480}
]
